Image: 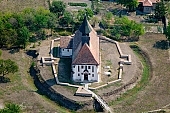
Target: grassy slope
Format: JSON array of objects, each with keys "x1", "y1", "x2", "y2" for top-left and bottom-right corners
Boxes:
[
  {"x1": 0, "y1": 50, "x2": 70, "y2": 113},
  {"x1": 111, "y1": 33, "x2": 170, "y2": 113},
  {"x1": 0, "y1": 0, "x2": 48, "y2": 12}
]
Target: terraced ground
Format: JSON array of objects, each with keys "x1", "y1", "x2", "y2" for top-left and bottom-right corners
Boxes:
[{"x1": 111, "y1": 33, "x2": 170, "y2": 113}]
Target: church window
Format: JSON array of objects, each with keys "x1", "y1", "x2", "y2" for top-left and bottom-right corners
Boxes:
[
  {"x1": 92, "y1": 66, "x2": 94, "y2": 72},
  {"x1": 78, "y1": 66, "x2": 80, "y2": 72},
  {"x1": 92, "y1": 74, "x2": 94, "y2": 77}
]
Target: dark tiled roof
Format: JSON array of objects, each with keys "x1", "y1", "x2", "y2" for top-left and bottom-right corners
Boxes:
[
  {"x1": 72, "y1": 16, "x2": 100, "y2": 65},
  {"x1": 79, "y1": 16, "x2": 92, "y2": 35},
  {"x1": 89, "y1": 30, "x2": 99, "y2": 64},
  {"x1": 60, "y1": 36, "x2": 73, "y2": 48},
  {"x1": 72, "y1": 43, "x2": 98, "y2": 65}
]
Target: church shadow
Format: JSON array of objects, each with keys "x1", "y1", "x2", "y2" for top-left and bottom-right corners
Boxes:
[
  {"x1": 153, "y1": 40, "x2": 169, "y2": 50},
  {"x1": 57, "y1": 58, "x2": 72, "y2": 84},
  {"x1": 52, "y1": 47, "x2": 60, "y2": 58}
]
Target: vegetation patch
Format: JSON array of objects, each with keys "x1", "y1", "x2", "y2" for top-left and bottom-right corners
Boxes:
[
  {"x1": 68, "y1": 2, "x2": 87, "y2": 7},
  {"x1": 109, "y1": 44, "x2": 150, "y2": 105},
  {"x1": 58, "y1": 30, "x2": 72, "y2": 36}
]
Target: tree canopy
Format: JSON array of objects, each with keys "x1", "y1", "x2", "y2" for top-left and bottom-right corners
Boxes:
[
  {"x1": 76, "y1": 8, "x2": 94, "y2": 21},
  {"x1": 50, "y1": 1, "x2": 66, "y2": 17},
  {"x1": 59, "y1": 11, "x2": 73, "y2": 27},
  {"x1": 117, "y1": 0, "x2": 139, "y2": 11},
  {"x1": 0, "y1": 8, "x2": 57, "y2": 48},
  {"x1": 111, "y1": 17, "x2": 144, "y2": 40},
  {"x1": 0, "y1": 59, "x2": 18, "y2": 77},
  {"x1": 154, "y1": 0, "x2": 167, "y2": 20}
]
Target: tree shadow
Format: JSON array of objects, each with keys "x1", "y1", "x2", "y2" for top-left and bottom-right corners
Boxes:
[
  {"x1": 9, "y1": 48, "x2": 20, "y2": 54},
  {"x1": 0, "y1": 76, "x2": 10, "y2": 83},
  {"x1": 153, "y1": 40, "x2": 169, "y2": 50},
  {"x1": 26, "y1": 50, "x2": 38, "y2": 58}
]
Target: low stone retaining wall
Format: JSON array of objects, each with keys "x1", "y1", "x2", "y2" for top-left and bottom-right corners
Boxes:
[
  {"x1": 102, "y1": 46, "x2": 152, "y2": 99},
  {"x1": 31, "y1": 65, "x2": 92, "y2": 111}
]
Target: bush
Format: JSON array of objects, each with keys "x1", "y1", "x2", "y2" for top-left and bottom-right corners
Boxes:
[
  {"x1": 58, "y1": 31, "x2": 72, "y2": 36},
  {"x1": 68, "y1": 2, "x2": 87, "y2": 7},
  {"x1": 0, "y1": 103, "x2": 21, "y2": 113}
]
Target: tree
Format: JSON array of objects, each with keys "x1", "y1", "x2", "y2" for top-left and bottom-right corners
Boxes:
[
  {"x1": 111, "y1": 17, "x2": 144, "y2": 40},
  {"x1": 0, "y1": 29, "x2": 17, "y2": 48},
  {"x1": 59, "y1": 11, "x2": 73, "y2": 27},
  {"x1": 105, "y1": 12, "x2": 113, "y2": 21},
  {"x1": 154, "y1": 0, "x2": 167, "y2": 20},
  {"x1": 47, "y1": 13, "x2": 57, "y2": 36},
  {"x1": 50, "y1": 1, "x2": 66, "y2": 17},
  {"x1": 77, "y1": 8, "x2": 94, "y2": 21},
  {"x1": 0, "y1": 59, "x2": 18, "y2": 77},
  {"x1": 117, "y1": 0, "x2": 139, "y2": 11},
  {"x1": 17, "y1": 26, "x2": 30, "y2": 48},
  {"x1": 165, "y1": 23, "x2": 170, "y2": 41},
  {"x1": 0, "y1": 103, "x2": 21, "y2": 113}
]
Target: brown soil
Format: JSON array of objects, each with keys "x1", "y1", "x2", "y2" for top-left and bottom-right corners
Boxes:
[
  {"x1": 0, "y1": 49, "x2": 71, "y2": 113},
  {"x1": 112, "y1": 33, "x2": 170, "y2": 113}
]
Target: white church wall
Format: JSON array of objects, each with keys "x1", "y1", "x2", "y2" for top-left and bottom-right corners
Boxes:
[
  {"x1": 72, "y1": 65, "x2": 99, "y2": 82},
  {"x1": 60, "y1": 48, "x2": 72, "y2": 56}
]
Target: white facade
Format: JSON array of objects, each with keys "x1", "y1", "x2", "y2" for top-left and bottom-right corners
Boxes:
[
  {"x1": 72, "y1": 65, "x2": 99, "y2": 82},
  {"x1": 60, "y1": 48, "x2": 72, "y2": 57}
]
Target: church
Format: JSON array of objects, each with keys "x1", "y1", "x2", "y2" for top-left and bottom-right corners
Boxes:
[{"x1": 60, "y1": 16, "x2": 100, "y2": 83}]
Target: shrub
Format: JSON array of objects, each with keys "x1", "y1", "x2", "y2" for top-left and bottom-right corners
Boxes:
[
  {"x1": 68, "y1": 2, "x2": 87, "y2": 7},
  {"x1": 58, "y1": 31, "x2": 72, "y2": 36}
]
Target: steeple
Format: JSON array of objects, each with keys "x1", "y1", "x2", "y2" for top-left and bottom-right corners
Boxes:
[{"x1": 79, "y1": 16, "x2": 92, "y2": 35}]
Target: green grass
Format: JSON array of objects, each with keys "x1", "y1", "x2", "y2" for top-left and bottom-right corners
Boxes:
[
  {"x1": 109, "y1": 44, "x2": 150, "y2": 106},
  {"x1": 68, "y1": 2, "x2": 87, "y2": 7},
  {"x1": 105, "y1": 59, "x2": 112, "y2": 66},
  {"x1": 39, "y1": 94, "x2": 72, "y2": 113}
]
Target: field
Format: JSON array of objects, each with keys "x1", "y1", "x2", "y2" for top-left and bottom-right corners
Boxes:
[
  {"x1": 111, "y1": 33, "x2": 170, "y2": 113},
  {"x1": 0, "y1": 49, "x2": 71, "y2": 112},
  {"x1": 0, "y1": 0, "x2": 48, "y2": 12}
]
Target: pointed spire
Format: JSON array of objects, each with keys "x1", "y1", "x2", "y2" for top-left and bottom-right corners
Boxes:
[{"x1": 79, "y1": 15, "x2": 92, "y2": 35}]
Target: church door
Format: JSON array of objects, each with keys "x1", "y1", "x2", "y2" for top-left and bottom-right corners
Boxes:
[{"x1": 84, "y1": 73, "x2": 88, "y2": 80}]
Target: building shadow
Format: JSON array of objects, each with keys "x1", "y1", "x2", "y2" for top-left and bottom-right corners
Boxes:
[
  {"x1": 52, "y1": 47, "x2": 60, "y2": 58},
  {"x1": 153, "y1": 40, "x2": 169, "y2": 50},
  {"x1": 57, "y1": 58, "x2": 72, "y2": 83}
]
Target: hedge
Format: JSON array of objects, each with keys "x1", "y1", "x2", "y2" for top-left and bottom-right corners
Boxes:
[{"x1": 68, "y1": 2, "x2": 87, "y2": 7}]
